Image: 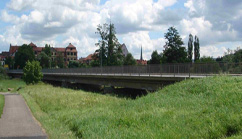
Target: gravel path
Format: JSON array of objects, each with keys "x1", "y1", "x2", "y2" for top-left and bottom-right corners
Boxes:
[{"x1": 0, "y1": 93, "x2": 47, "y2": 139}]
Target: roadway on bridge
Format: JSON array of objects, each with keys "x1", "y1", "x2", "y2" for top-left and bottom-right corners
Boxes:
[{"x1": 0, "y1": 93, "x2": 47, "y2": 139}]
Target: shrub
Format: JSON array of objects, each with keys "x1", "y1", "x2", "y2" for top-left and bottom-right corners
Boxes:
[{"x1": 23, "y1": 61, "x2": 43, "y2": 84}]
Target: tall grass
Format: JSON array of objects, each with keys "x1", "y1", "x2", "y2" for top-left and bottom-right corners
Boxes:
[
  {"x1": 0, "y1": 79, "x2": 26, "y2": 92},
  {"x1": 14, "y1": 76, "x2": 242, "y2": 138},
  {"x1": 0, "y1": 94, "x2": 4, "y2": 118}
]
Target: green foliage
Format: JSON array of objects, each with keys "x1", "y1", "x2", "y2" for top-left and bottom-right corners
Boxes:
[
  {"x1": 38, "y1": 52, "x2": 51, "y2": 69},
  {"x1": 14, "y1": 44, "x2": 35, "y2": 69},
  {"x1": 0, "y1": 95, "x2": 4, "y2": 118},
  {"x1": 196, "y1": 56, "x2": 216, "y2": 63},
  {"x1": 107, "y1": 23, "x2": 124, "y2": 66},
  {"x1": 4, "y1": 57, "x2": 14, "y2": 69},
  {"x1": 232, "y1": 49, "x2": 242, "y2": 63},
  {"x1": 17, "y1": 76, "x2": 242, "y2": 138},
  {"x1": 149, "y1": 50, "x2": 162, "y2": 64},
  {"x1": 95, "y1": 23, "x2": 109, "y2": 67},
  {"x1": 94, "y1": 23, "x2": 124, "y2": 67},
  {"x1": 194, "y1": 36, "x2": 200, "y2": 61},
  {"x1": 43, "y1": 44, "x2": 52, "y2": 57},
  {"x1": 163, "y1": 27, "x2": 188, "y2": 63},
  {"x1": 188, "y1": 34, "x2": 193, "y2": 62},
  {"x1": 0, "y1": 66, "x2": 8, "y2": 80},
  {"x1": 123, "y1": 53, "x2": 137, "y2": 65},
  {"x1": 69, "y1": 61, "x2": 80, "y2": 68},
  {"x1": 55, "y1": 53, "x2": 65, "y2": 68},
  {"x1": 222, "y1": 48, "x2": 242, "y2": 63},
  {"x1": 23, "y1": 61, "x2": 43, "y2": 84}
]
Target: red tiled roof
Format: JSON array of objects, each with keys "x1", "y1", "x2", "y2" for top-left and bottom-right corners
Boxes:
[
  {"x1": 84, "y1": 54, "x2": 94, "y2": 61},
  {"x1": 54, "y1": 48, "x2": 66, "y2": 52},
  {"x1": 29, "y1": 42, "x2": 37, "y2": 47},
  {"x1": 9, "y1": 46, "x2": 20, "y2": 55},
  {"x1": 67, "y1": 43, "x2": 76, "y2": 48}
]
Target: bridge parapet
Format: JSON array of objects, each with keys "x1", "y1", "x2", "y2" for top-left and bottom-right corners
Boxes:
[{"x1": 7, "y1": 62, "x2": 242, "y2": 90}]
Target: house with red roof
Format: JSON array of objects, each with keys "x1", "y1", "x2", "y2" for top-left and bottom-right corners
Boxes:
[{"x1": 3, "y1": 42, "x2": 78, "y2": 66}]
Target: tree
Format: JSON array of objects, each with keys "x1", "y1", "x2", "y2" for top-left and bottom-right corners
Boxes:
[
  {"x1": 196, "y1": 56, "x2": 216, "y2": 63},
  {"x1": 68, "y1": 61, "x2": 79, "y2": 68},
  {"x1": 23, "y1": 61, "x2": 43, "y2": 84},
  {"x1": 43, "y1": 44, "x2": 51, "y2": 57},
  {"x1": 38, "y1": 52, "x2": 51, "y2": 69},
  {"x1": 163, "y1": 27, "x2": 188, "y2": 63},
  {"x1": 188, "y1": 34, "x2": 193, "y2": 62},
  {"x1": 5, "y1": 57, "x2": 14, "y2": 69},
  {"x1": 233, "y1": 49, "x2": 242, "y2": 63},
  {"x1": 94, "y1": 23, "x2": 123, "y2": 66},
  {"x1": 123, "y1": 53, "x2": 137, "y2": 65},
  {"x1": 55, "y1": 52, "x2": 65, "y2": 68},
  {"x1": 14, "y1": 44, "x2": 35, "y2": 69},
  {"x1": 194, "y1": 36, "x2": 200, "y2": 62},
  {"x1": 95, "y1": 23, "x2": 109, "y2": 67},
  {"x1": 149, "y1": 50, "x2": 162, "y2": 64},
  {"x1": 107, "y1": 23, "x2": 123, "y2": 66}
]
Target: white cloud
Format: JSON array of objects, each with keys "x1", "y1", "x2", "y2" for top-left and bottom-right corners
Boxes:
[
  {"x1": 0, "y1": 0, "x2": 241, "y2": 59},
  {"x1": 122, "y1": 31, "x2": 165, "y2": 60}
]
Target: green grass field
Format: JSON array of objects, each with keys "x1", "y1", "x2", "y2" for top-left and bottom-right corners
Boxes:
[
  {"x1": 0, "y1": 79, "x2": 26, "y2": 92},
  {"x1": 0, "y1": 94, "x2": 4, "y2": 118},
  {"x1": 14, "y1": 76, "x2": 242, "y2": 138}
]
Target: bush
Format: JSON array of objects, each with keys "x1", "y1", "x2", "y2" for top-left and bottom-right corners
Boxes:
[
  {"x1": 23, "y1": 61, "x2": 43, "y2": 84},
  {"x1": 0, "y1": 66, "x2": 8, "y2": 80}
]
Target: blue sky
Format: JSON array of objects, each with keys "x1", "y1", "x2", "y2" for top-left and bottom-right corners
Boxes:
[{"x1": 0, "y1": 0, "x2": 241, "y2": 59}]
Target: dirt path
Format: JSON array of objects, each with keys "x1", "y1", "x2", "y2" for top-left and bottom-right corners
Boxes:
[{"x1": 0, "y1": 93, "x2": 47, "y2": 139}]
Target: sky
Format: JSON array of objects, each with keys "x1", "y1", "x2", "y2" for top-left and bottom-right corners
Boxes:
[{"x1": 0, "y1": 0, "x2": 241, "y2": 60}]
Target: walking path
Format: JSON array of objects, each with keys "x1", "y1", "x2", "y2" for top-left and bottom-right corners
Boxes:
[{"x1": 0, "y1": 93, "x2": 47, "y2": 139}]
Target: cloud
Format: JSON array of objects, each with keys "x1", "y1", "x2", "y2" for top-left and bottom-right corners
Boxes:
[
  {"x1": 122, "y1": 31, "x2": 165, "y2": 60},
  {"x1": 0, "y1": 0, "x2": 241, "y2": 59}
]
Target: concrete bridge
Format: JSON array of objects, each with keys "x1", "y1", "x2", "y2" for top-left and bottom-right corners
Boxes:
[{"x1": 7, "y1": 63, "x2": 242, "y2": 90}]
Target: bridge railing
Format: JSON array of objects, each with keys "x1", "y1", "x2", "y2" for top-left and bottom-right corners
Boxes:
[{"x1": 8, "y1": 62, "x2": 242, "y2": 77}]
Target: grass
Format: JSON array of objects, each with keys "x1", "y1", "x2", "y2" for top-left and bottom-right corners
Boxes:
[
  {"x1": 0, "y1": 94, "x2": 4, "y2": 118},
  {"x1": 1, "y1": 76, "x2": 242, "y2": 138},
  {"x1": 0, "y1": 79, "x2": 26, "y2": 92}
]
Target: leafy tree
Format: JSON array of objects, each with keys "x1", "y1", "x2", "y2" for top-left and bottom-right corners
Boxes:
[
  {"x1": 107, "y1": 23, "x2": 124, "y2": 66},
  {"x1": 23, "y1": 61, "x2": 43, "y2": 84},
  {"x1": 55, "y1": 52, "x2": 65, "y2": 68},
  {"x1": 38, "y1": 52, "x2": 51, "y2": 69},
  {"x1": 4, "y1": 57, "x2": 14, "y2": 69},
  {"x1": 188, "y1": 34, "x2": 193, "y2": 62},
  {"x1": 43, "y1": 44, "x2": 51, "y2": 57},
  {"x1": 233, "y1": 49, "x2": 242, "y2": 63},
  {"x1": 163, "y1": 27, "x2": 188, "y2": 63},
  {"x1": 194, "y1": 36, "x2": 200, "y2": 62},
  {"x1": 0, "y1": 66, "x2": 8, "y2": 79},
  {"x1": 94, "y1": 23, "x2": 123, "y2": 66},
  {"x1": 14, "y1": 44, "x2": 35, "y2": 69},
  {"x1": 95, "y1": 23, "x2": 109, "y2": 67},
  {"x1": 68, "y1": 61, "x2": 79, "y2": 68},
  {"x1": 124, "y1": 53, "x2": 137, "y2": 65},
  {"x1": 149, "y1": 50, "x2": 162, "y2": 64},
  {"x1": 196, "y1": 56, "x2": 216, "y2": 63}
]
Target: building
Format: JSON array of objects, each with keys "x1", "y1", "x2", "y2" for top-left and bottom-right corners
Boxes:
[
  {"x1": 79, "y1": 54, "x2": 94, "y2": 65},
  {"x1": 0, "y1": 52, "x2": 9, "y2": 66},
  {"x1": 121, "y1": 43, "x2": 129, "y2": 57},
  {"x1": 2, "y1": 42, "x2": 78, "y2": 66}
]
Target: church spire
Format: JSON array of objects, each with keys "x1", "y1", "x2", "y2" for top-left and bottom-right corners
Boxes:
[{"x1": 140, "y1": 46, "x2": 143, "y2": 61}]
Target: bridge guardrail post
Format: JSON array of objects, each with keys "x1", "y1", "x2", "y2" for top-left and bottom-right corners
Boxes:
[
  {"x1": 174, "y1": 65, "x2": 175, "y2": 77},
  {"x1": 189, "y1": 64, "x2": 191, "y2": 78}
]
